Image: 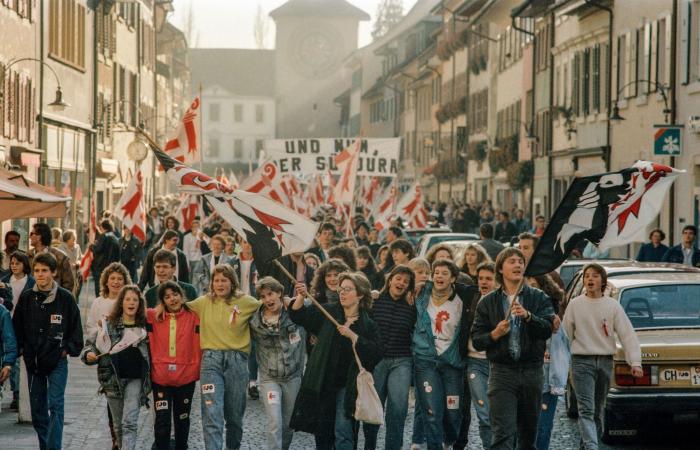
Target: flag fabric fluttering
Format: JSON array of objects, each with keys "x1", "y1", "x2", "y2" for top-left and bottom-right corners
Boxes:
[
  {"x1": 396, "y1": 182, "x2": 429, "y2": 228},
  {"x1": 526, "y1": 161, "x2": 683, "y2": 276},
  {"x1": 162, "y1": 97, "x2": 201, "y2": 166},
  {"x1": 372, "y1": 184, "x2": 397, "y2": 230},
  {"x1": 114, "y1": 170, "x2": 147, "y2": 241},
  {"x1": 79, "y1": 197, "x2": 98, "y2": 279},
  {"x1": 150, "y1": 143, "x2": 319, "y2": 264},
  {"x1": 241, "y1": 160, "x2": 288, "y2": 205},
  {"x1": 326, "y1": 170, "x2": 337, "y2": 206},
  {"x1": 362, "y1": 177, "x2": 381, "y2": 211},
  {"x1": 332, "y1": 139, "x2": 361, "y2": 205},
  {"x1": 175, "y1": 194, "x2": 205, "y2": 232},
  {"x1": 228, "y1": 170, "x2": 240, "y2": 189}
]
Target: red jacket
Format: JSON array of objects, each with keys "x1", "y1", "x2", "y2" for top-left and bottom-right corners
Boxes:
[{"x1": 146, "y1": 308, "x2": 201, "y2": 386}]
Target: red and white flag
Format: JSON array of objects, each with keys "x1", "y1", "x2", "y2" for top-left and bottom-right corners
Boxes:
[
  {"x1": 326, "y1": 170, "x2": 337, "y2": 206},
  {"x1": 229, "y1": 170, "x2": 240, "y2": 189},
  {"x1": 152, "y1": 145, "x2": 318, "y2": 263},
  {"x1": 332, "y1": 139, "x2": 361, "y2": 205},
  {"x1": 175, "y1": 194, "x2": 205, "y2": 232},
  {"x1": 163, "y1": 97, "x2": 200, "y2": 166},
  {"x1": 241, "y1": 161, "x2": 288, "y2": 205},
  {"x1": 114, "y1": 170, "x2": 147, "y2": 241},
  {"x1": 397, "y1": 182, "x2": 429, "y2": 229},
  {"x1": 79, "y1": 198, "x2": 98, "y2": 279},
  {"x1": 362, "y1": 177, "x2": 381, "y2": 207},
  {"x1": 372, "y1": 183, "x2": 397, "y2": 229}
]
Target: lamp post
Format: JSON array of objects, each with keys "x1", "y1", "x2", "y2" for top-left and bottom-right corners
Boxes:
[
  {"x1": 609, "y1": 80, "x2": 671, "y2": 123},
  {"x1": 0, "y1": 58, "x2": 70, "y2": 111}
]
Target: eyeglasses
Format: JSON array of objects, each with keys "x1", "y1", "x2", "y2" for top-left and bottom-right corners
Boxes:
[{"x1": 338, "y1": 287, "x2": 356, "y2": 293}]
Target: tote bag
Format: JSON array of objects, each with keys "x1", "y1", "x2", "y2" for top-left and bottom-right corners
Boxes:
[{"x1": 352, "y1": 342, "x2": 383, "y2": 425}]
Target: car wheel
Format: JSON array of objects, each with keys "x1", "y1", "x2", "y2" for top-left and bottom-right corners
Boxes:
[{"x1": 565, "y1": 378, "x2": 578, "y2": 418}]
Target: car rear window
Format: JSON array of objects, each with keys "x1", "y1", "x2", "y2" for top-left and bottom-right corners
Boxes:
[
  {"x1": 560, "y1": 265, "x2": 584, "y2": 289},
  {"x1": 619, "y1": 284, "x2": 700, "y2": 329}
]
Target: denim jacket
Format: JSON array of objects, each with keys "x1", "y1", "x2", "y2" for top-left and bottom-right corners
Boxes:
[
  {"x1": 80, "y1": 318, "x2": 151, "y2": 405},
  {"x1": 412, "y1": 281, "x2": 480, "y2": 368},
  {"x1": 542, "y1": 328, "x2": 571, "y2": 395},
  {"x1": 0, "y1": 304, "x2": 17, "y2": 368},
  {"x1": 249, "y1": 306, "x2": 306, "y2": 381}
]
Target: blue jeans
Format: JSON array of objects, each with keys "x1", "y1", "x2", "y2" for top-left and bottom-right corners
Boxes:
[
  {"x1": 363, "y1": 357, "x2": 413, "y2": 450},
  {"x1": 467, "y1": 357, "x2": 491, "y2": 448},
  {"x1": 259, "y1": 377, "x2": 302, "y2": 450},
  {"x1": 335, "y1": 386, "x2": 356, "y2": 450},
  {"x1": 536, "y1": 392, "x2": 559, "y2": 450},
  {"x1": 248, "y1": 340, "x2": 259, "y2": 382},
  {"x1": 27, "y1": 357, "x2": 68, "y2": 450},
  {"x1": 10, "y1": 359, "x2": 20, "y2": 395},
  {"x1": 413, "y1": 358, "x2": 464, "y2": 450},
  {"x1": 106, "y1": 378, "x2": 142, "y2": 450},
  {"x1": 411, "y1": 383, "x2": 426, "y2": 445},
  {"x1": 200, "y1": 349, "x2": 249, "y2": 450},
  {"x1": 571, "y1": 355, "x2": 613, "y2": 450}
]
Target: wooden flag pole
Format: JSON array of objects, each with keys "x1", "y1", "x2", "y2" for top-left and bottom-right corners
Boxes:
[{"x1": 273, "y1": 259, "x2": 340, "y2": 328}]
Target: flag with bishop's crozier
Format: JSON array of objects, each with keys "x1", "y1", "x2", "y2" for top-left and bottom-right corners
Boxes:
[
  {"x1": 526, "y1": 161, "x2": 683, "y2": 276},
  {"x1": 114, "y1": 170, "x2": 147, "y2": 241},
  {"x1": 151, "y1": 144, "x2": 319, "y2": 263},
  {"x1": 163, "y1": 97, "x2": 200, "y2": 166},
  {"x1": 240, "y1": 160, "x2": 288, "y2": 206}
]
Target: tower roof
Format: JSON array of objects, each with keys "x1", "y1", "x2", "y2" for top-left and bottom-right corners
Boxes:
[{"x1": 269, "y1": 0, "x2": 370, "y2": 21}]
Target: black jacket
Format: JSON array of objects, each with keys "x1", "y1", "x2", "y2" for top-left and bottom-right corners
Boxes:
[
  {"x1": 92, "y1": 232, "x2": 121, "y2": 272},
  {"x1": 119, "y1": 236, "x2": 143, "y2": 270},
  {"x1": 471, "y1": 284, "x2": 553, "y2": 367},
  {"x1": 139, "y1": 246, "x2": 190, "y2": 291},
  {"x1": 12, "y1": 283, "x2": 83, "y2": 375}
]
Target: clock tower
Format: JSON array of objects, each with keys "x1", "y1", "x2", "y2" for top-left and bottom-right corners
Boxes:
[{"x1": 271, "y1": 0, "x2": 369, "y2": 139}]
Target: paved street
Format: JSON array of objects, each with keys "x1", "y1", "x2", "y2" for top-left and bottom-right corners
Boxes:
[{"x1": 0, "y1": 283, "x2": 696, "y2": 449}]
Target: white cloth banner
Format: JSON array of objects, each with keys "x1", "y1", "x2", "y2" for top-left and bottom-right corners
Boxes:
[{"x1": 264, "y1": 138, "x2": 400, "y2": 177}]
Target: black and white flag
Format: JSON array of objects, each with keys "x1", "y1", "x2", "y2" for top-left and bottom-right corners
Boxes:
[{"x1": 526, "y1": 161, "x2": 682, "y2": 276}]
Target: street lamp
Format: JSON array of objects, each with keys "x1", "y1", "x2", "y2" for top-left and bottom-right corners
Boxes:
[
  {"x1": 0, "y1": 58, "x2": 70, "y2": 111},
  {"x1": 610, "y1": 80, "x2": 671, "y2": 123}
]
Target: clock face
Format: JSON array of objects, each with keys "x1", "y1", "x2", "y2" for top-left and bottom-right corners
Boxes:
[{"x1": 290, "y1": 24, "x2": 344, "y2": 79}]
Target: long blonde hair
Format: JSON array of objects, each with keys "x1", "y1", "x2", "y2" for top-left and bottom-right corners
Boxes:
[{"x1": 207, "y1": 264, "x2": 242, "y2": 303}]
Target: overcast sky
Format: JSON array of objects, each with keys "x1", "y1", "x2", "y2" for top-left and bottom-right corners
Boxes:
[{"x1": 170, "y1": 0, "x2": 419, "y2": 49}]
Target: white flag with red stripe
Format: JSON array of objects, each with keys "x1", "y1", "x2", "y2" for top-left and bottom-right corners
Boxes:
[
  {"x1": 397, "y1": 182, "x2": 429, "y2": 229},
  {"x1": 229, "y1": 170, "x2": 240, "y2": 189},
  {"x1": 79, "y1": 198, "x2": 98, "y2": 279},
  {"x1": 114, "y1": 170, "x2": 147, "y2": 241},
  {"x1": 372, "y1": 184, "x2": 397, "y2": 230},
  {"x1": 163, "y1": 97, "x2": 200, "y2": 166},
  {"x1": 175, "y1": 194, "x2": 205, "y2": 232},
  {"x1": 332, "y1": 139, "x2": 361, "y2": 205}
]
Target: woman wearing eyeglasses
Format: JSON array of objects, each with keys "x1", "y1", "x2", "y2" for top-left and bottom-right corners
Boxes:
[{"x1": 289, "y1": 273, "x2": 383, "y2": 450}]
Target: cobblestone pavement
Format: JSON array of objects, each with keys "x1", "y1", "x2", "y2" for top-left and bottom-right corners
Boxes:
[{"x1": 0, "y1": 282, "x2": 696, "y2": 449}]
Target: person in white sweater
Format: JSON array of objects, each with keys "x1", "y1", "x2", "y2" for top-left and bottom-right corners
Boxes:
[
  {"x1": 85, "y1": 262, "x2": 132, "y2": 341},
  {"x1": 563, "y1": 263, "x2": 642, "y2": 450}
]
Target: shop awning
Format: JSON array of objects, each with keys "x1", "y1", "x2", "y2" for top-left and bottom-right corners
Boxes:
[{"x1": 0, "y1": 167, "x2": 70, "y2": 219}]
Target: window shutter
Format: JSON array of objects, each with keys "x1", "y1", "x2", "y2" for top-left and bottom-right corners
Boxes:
[
  {"x1": 593, "y1": 44, "x2": 601, "y2": 113},
  {"x1": 649, "y1": 21, "x2": 657, "y2": 91},
  {"x1": 29, "y1": 79, "x2": 35, "y2": 143},
  {"x1": 572, "y1": 53, "x2": 580, "y2": 115},
  {"x1": 681, "y1": 1, "x2": 690, "y2": 85},
  {"x1": 3, "y1": 67, "x2": 9, "y2": 138},
  {"x1": 665, "y1": 14, "x2": 673, "y2": 86},
  {"x1": 0, "y1": 63, "x2": 4, "y2": 138},
  {"x1": 583, "y1": 48, "x2": 590, "y2": 115},
  {"x1": 628, "y1": 30, "x2": 637, "y2": 97}
]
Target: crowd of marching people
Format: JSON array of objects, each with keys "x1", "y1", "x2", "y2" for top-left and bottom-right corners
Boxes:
[{"x1": 0, "y1": 199, "x2": 648, "y2": 450}]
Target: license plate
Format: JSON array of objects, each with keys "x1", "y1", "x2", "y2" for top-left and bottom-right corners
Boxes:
[
  {"x1": 661, "y1": 368, "x2": 691, "y2": 383},
  {"x1": 692, "y1": 367, "x2": 700, "y2": 386}
]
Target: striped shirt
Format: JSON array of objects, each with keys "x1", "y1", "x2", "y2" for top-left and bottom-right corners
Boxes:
[{"x1": 371, "y1": 292, "x2": 417, "y2": 358}]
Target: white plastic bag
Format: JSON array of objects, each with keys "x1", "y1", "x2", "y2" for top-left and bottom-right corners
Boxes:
[{"x1": 352, "y1": 343, "x2": 383, "y2": 425}]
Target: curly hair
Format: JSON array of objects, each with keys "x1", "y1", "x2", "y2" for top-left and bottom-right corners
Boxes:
[
  {"x1": 381, "y1": 265, "x2": 416, "y2": 299},
  {"x1": 207, "y1": 264, "x2": 243, "y2": 303},
  {"x1": 425, "y1": 243, "x2": 455, "y2": 265},
  {"x1": 529, "y1": 273, "x2": 564, "y2": 314},
  {"x1": 99, "y1": 262, "x2": 132, "y2": 298},
  {"x1": 107, "y1": 285, "x2": 147, "y2": 327},
  {"x1": 311, "y1": 258, "x2": 350, "y2": 303},
  {"x1": 338, "y1": 272, "x2": 373, "y2": 310},
  {"x1": 327, "y1": 245, "x2": 357, "y2": 271}
]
